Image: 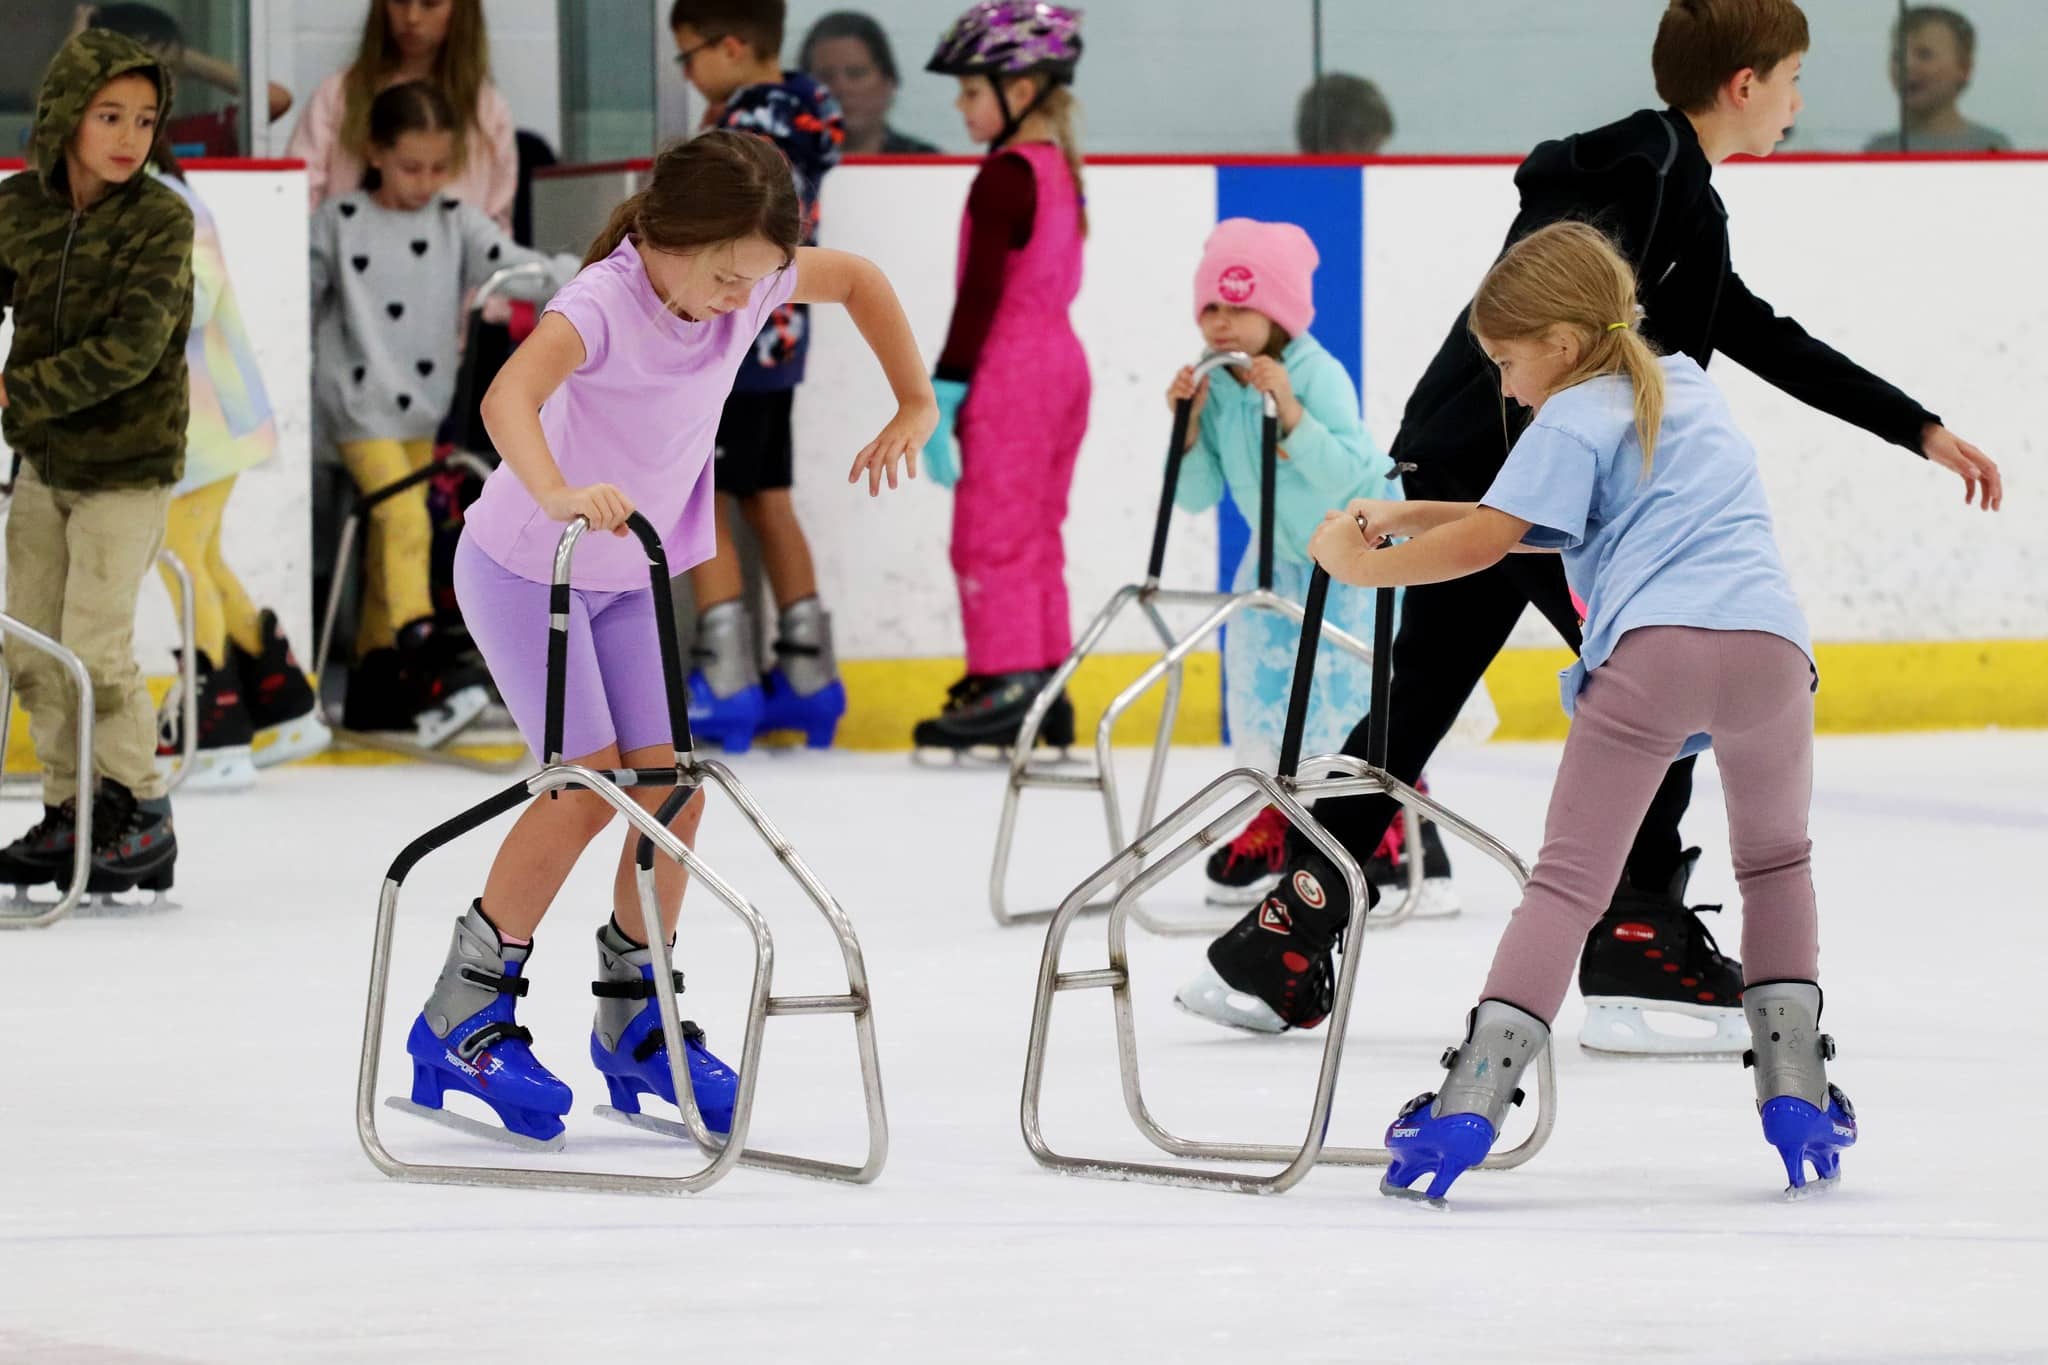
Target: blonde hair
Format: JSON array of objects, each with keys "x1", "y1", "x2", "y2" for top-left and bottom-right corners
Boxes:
[
  {"x1": 1035, "y1": 83, "x2": 1087, "y2": 238},
  {"x1": 1469, "y1": 221, "x2": 1666, "y2": 474},
  {"x1": 339, "y1": 0, "x2": 491, "y2": 173}
]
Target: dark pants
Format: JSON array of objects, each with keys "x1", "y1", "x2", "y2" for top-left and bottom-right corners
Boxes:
[{"x1": 1298, "y1": 481, "x2": 1693, "y2": 897}]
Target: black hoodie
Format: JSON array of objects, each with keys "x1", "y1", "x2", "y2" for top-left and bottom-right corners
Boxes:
[{"x1": 1391, "y1": 108, "x2": 1939, "y2": 502}]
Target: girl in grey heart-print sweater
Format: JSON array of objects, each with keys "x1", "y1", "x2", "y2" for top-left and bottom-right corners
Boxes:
[{"x1": 309, "y1": 94, "x2": 573, "y2": 444}]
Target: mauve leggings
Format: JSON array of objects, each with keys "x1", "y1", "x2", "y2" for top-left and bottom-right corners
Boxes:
[{"x1": 1480, "y1": 626, "x2": 1820, "y2": 1022}]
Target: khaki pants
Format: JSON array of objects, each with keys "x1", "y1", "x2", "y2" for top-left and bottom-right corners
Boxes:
[
  {"x1": 5, "y1": 463, "x2": 174, "y2": 804},
  {"x1": 338, "y1": 438, "x2": 435, "y2": 656}
]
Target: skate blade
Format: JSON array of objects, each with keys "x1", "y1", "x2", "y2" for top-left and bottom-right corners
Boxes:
[
  {"x1": 592, "y1": 1104, "x2": 728, "y2": 1149},
  {"x1": 1783, "y1": 1173, "x2": 1841, "y2": 1202},
  {"x1": 384, "y1": 1096, "x2": 567, "y2": 1153},
  {"x1": 1578, "y1": 998, "x2": 1747, "y2": 1059},
  {"x1": 74, "y1": 890, "x2": 179, "y2": 917},
  {"x1": 413, "y1": 686, "x2": 492, "y2": 749},
  {"x1": 252, "y1": 715, "x2": 334, "y2": 768},
  {"x1": 1172, "y1": 965, "x2": 1288, "y2": 1035},
  {"x1": 1378, "y1": 1175, "x2": 1449, "y2": 1209},
  {"x1": 1204, "y1": 875, "x2": 1282, "y2": 908},
  {"x1": 1369, "y1": 877, "x2": 1463, "y2": 925},
  {"x1": 157, "y1": 748, "x2": 259, "y2": 793}
]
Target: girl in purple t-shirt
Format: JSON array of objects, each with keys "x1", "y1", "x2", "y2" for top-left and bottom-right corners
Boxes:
[{"x1": 399, "y1": 131, "x2": 935, "y2": 1148}]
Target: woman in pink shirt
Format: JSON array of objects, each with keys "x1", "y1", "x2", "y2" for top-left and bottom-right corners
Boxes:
[
  {"x1": 393, "y1": 131, "x2": 936, "y2": 1151},
  {"x1": 286, "y1": 0, "x2": 516, "y2": 231}
]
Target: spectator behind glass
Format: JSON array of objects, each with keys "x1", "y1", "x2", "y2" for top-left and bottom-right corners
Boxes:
[
  {"x1": 285, "y1": 0, "x2": 517, "y2": 230},
  {"x1": 80, "y1": 2, "x2": 295, "y2": 157},
  {"x1": 800, "y1": 9, "x2": 938, "y2": 154},
  {"x1": 1295, "y1": 72, "x2": 1393, "y2": 154},
  {"x1": 1864, "y1": 6, "x2": 2010, "y2": 152}
]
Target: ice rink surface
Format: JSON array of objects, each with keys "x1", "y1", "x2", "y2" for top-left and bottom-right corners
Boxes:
[{"x1": 0, "y1": 731, "x2": 2042, "y2": 1363}]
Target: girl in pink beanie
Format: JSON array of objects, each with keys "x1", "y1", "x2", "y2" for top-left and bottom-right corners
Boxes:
[{"x1": 1162, "y1": 219, "x2": 1461, "y2": 971}]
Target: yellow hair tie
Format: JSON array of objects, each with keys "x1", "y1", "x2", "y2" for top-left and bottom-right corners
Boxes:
[{"x1": 1607, "y1": 321, "x2": 1628, "y2": 331}]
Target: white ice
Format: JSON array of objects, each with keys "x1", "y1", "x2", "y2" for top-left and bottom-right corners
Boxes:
[{"x1": 0, "y1": 731, "x2": 2043, "y2": 1363}]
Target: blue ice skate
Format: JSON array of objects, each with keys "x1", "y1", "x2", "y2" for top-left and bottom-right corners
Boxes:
[
  {"x1": 686, "y1": 669, "x2": 764, "y2": 754},
  {"x1": 394, "y1": 905, "x2": 572, "y2": 1150},
  {"x1": 756, "y1": 667, "x2": 845, "y2": 748},
  {"x1": 1743, "y1": 982, "x2": 1854, "y2": 1198},
  {"x1": 1760, "y1": 1084, "x2": 1857, "y2": 1196},
  {"x1": 1381, "y1": 1091, "x2": 1502, "y2": 1206},
  {"x1": 1379, "y1": 1000, "x2": 1548, "y2": 1208},
  {"x1": 589, "y1": 925, "x2": 739, "y2": 1136}
]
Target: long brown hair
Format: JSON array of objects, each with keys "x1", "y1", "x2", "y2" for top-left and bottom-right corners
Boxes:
[
  {"x1": 1469, "y1": 221, "x2": 1667, "y2": 473},
  {"x1": 583, "y1": 130, "x2": 804, "y2": 270},
  {"x1": 339, "y1": 0, "x2": 490, "y2": 173},
  {"x1": 1023, "y1": 79, "x2": 1087, "y2": 238}
]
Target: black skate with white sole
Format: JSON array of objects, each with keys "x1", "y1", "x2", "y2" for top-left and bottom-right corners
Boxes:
[
  {"x1": 1578, "y1": 847, "x2": 1746, "y2": 1057},
  {"x1": 1175, "y1": 846, "x2": 1373, "y2": 1033},
  {"x1": 912, "y1": 670, "x2": 1074, "y2": 760}
]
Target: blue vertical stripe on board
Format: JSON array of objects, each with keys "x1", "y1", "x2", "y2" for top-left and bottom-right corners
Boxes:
[{"x1": 1211, "y1": 166, "x2": 1365, "y2": 740}]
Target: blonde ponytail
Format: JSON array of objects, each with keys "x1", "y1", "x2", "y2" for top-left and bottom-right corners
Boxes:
[
  {"x1": 1469, "y1": 221, "x2": 1667, "y2": 476},
  {"x1": 1038, "y1": 85, "x2": 1087, "y2": 238}
]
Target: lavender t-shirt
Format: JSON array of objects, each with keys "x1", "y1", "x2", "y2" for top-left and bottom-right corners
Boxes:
[{"x1": 463, "y1": 236, "x2": 799, "y2": 589}]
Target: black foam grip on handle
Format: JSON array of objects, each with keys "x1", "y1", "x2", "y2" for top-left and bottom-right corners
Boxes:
[
  {"x1": 1145, "y1": 396, "x2": 1195, "y2": 582},
  {"x1": 1275, "y1": 565, "x2": 1332, "y2": 781},
  {"x1": 543, "y1": 511, "x2": 698, "y2": 768},
  {"x1": 1366, "y1": 584, "x2": 1395, "y2": 769},
  {"x1": 1257, "y1": 406, "x2": 1278, "y2": 592}
]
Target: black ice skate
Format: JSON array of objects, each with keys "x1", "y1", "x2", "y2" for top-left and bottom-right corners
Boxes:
[
  {"x1": 1175, "y1": 845, "x2": 1371, "y2": 1034},
  {"x1": 0, "y1": 800, "x2": 79, "y2": 893},
  {"x1": 84, "y1": 779, "x2": 176, "y2": 905},
  {"x1": 231, "y1": 609, "x2": 331, "y2": 768},
  {"x1": 912, "y1": 670, "x2": 1074, "y2": 759},
  {"x1": 155, "y1": 651, "x2": 258, "y2": 792},
  {"x1": 1577, "y1": 847, "x2": 1746, "y2": 1057},
  {"x1": 1364, "y1": 786, "x2": 1461, "y2": 919}
]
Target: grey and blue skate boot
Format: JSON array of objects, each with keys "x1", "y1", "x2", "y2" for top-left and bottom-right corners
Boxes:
[
  {"x1": 1743, "y1": 980, "x2": 1857, "y2": 1198},
  {"x1": 589, "y1": 918, "x2": 740, "y2": 1136},
  {"x1": 1382, "y1": 999, "x2": 1549, "y2": 1206},
  {"x1": 397, "y1": 901, "x2": 573, "y2": 1149},
  {"x1": 758, "y1": 596, "x2": 846, "y2": 748}
]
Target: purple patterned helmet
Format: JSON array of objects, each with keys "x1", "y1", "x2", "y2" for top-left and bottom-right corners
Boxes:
[{"x1": 925, "y1": 2, "x2": 1084, "y2": 84}]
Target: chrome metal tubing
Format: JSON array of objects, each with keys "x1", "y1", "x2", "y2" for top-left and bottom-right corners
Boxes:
[
  {"x1": 1018, "y1": 758, "x2": 1552, "y2": 1194},
  {"x1": 0, "y1": 614, "x2": 95, "y2": 929},
  {"x1": 155, "y1": 549, "x2": 199, "y2": 793}
]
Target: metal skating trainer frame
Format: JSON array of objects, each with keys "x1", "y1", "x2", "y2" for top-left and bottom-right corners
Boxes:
[
  {"x1": 356, "y1": 514, "x2": 887, "y2": 1195},
  {"x1": 990, "y1": 349, "x2": 1422, "y2": 932},
  {"x1": 1020, "y1": 566, "x2": 1557, "y2": 1193},
  {"x1": 312, "y1": 262, "x2": 556, "y2": 773}
]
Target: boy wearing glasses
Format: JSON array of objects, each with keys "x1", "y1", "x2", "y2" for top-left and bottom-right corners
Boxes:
[{"x1": 668, "y1": 0, "x2": 851, "y2": 751}]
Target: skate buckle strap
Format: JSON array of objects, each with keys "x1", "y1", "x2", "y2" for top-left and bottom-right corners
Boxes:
[
  {"x1": 1819, "y1": 1034, "x2": 1836, "y2": 1061},
  {"x1": 772, "y1": 641, "x2": 824, "y2": 657},
  {"x1": 1439, "y1": 1045, "x2": 1460, "y2": 1069},
  {"x1": 458, "y1": 965, "x2": 530, "y2": 997},
  {"x1": 457, "y1": 1019, "x2": 533, "y2": 1057},
  {"x1": 591, "y1": 970, "x2": 687, "y2": 1000},
  {"x1": 630, "y1": 1017, "x2": 707, "y2": 1063}
]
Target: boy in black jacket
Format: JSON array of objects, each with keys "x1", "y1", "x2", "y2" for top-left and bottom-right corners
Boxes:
[{"x1": 1177, "y1": 0, "x2": 2002, "y2": 1051}]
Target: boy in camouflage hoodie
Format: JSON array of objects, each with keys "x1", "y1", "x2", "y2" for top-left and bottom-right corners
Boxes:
[{"x1": 0, "y1": 29, "x2": 195, "y2": 898}]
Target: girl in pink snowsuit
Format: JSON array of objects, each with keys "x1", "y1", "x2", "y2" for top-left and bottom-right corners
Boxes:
[{"x1": 916, "y1": 2, "x2": 1091, "y2": 750}]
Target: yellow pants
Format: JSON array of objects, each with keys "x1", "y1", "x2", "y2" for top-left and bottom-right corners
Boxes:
[
  {"x1": 4, "y1": 464, "x2": 174, "y2": 803},
  {"x1": 338, "y1": 438, "x2": 436, "y2": 656},
  {"x1": 157, "y1": 476, "x2": 263, "y2": 667}
]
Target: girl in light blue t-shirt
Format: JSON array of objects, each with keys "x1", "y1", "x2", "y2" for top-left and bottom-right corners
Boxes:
[{"x1": 1310, "y1": 223, "x2": 1855, "y2": 1205}]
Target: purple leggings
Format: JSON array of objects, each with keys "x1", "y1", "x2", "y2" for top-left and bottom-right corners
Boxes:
[
  {"x1": 1481, "y1": 626, "x2": 1819, "y2": 1021},
  {"x1": 454, "y1": 533, "x2": 678, "y2": 761}
]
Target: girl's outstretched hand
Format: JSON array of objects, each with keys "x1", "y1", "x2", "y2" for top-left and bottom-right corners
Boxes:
[
  {"x1": 1920, "y1": 424, "x2": 2003, "y2": 511},
  {"x1": 848, "y1": 398, "x2": 940, "y2": 496}
]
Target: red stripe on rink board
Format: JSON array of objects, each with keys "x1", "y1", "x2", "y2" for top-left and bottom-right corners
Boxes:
[
  {"x1": 0, "y1": 158, "x2": 305, "y2": 171},
  {"x1": 533, "y1": 150, "x2": 2048, "y2": 177}
]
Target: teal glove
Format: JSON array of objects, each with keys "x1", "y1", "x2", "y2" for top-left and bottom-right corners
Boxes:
[{"x1": 922, "y1": 377, "x2": 969, "y2": 490}]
